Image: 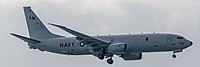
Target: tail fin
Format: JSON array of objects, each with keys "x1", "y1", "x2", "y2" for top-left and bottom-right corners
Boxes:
[{"x1": 23, "y1": 6, "x2": 61, "y2": 39}]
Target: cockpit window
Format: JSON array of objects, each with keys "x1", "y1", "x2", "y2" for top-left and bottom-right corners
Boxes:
[{"x1": 177, "y1": 37, "x2": 184, "y2": 39}]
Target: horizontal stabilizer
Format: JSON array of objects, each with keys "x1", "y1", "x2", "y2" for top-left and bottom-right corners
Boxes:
[{"x1": 10, "y1": 33, "x2": 40, "y2": 44}]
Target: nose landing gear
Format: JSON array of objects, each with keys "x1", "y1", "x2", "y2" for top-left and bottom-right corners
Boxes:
[
  {"x1": 172, "y1": 53, "x2": 176, "y2": 58},
  {"x1": 172, "y1": 49, "x2": 182, "y2": 58}
]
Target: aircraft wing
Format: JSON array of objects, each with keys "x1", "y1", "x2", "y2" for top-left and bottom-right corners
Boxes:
[{"x1": 49, "y1": 23, "x2": 109, "y2": 47}]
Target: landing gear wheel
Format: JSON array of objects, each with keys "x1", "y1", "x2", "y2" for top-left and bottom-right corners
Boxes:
[
  {"x1": 107, "y1": 58, "x2": 113, "y2": 64},
  {"x1": 172, "y1": 54, "x2": 176, "y2": 58},
  {"x1": 98, "y1": 54, "x2": 104, "y2": 60}
]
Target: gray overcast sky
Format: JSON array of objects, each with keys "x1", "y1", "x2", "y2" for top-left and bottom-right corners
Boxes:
[{"x1": 0, "y1": 0, "x2": 199, "y2": 67}]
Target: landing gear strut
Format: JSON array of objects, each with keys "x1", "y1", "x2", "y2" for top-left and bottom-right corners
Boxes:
[
  {"x1": 172, "y1": 51, "x2": 177, "y2": 58},
  {"x1": 107, "y1": 57, "x2": 113, "y2": 64}
]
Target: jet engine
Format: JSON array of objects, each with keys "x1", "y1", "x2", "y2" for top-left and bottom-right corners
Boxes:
[
  {"x1": 121, "y1": 53, "x2": 142, "y2": 60},
  {"x1": 108, "y1": 42, "x2": 127, "y2": 54}
]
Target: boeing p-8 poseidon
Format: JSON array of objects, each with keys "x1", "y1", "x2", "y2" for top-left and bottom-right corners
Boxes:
[{"x1": 11, "y1": 6, "x2": 192, "y2": 64}]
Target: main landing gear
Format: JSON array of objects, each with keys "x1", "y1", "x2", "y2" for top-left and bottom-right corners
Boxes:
[
  {"x1": 98, "y1": 54, "x2": 104, "y2": 60},
  {"x1": 97, "y1": 54, "x2": 114, "y2": 64},
  {"x1": 107, "y1": 57, "x2": 113, "y2": 64}
]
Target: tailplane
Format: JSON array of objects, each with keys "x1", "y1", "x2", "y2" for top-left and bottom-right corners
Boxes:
[
  {"x1": 23, "y1": 6, "x2": 62, "y2": 39},
  {"x1": 10, "y1": 33, "x2": 40, "y2": 44}
]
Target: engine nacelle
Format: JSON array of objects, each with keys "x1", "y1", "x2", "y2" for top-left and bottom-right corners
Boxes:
[
  {"x1": 121, "y1": 53, "x2": 142, "y2": 60},
  {"x1": 108, "y1": 42, "x2": 127, "y2": 54}
]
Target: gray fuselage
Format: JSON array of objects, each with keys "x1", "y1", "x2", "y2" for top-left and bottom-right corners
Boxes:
[{"x1": 32, "y1": 33, "x2": 192, "y2": 55}]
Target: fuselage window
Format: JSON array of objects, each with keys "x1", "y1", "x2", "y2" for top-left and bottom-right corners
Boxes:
[
  {"x1": 146, "y1": 37, "x2": 149, "y2": 41},
  {"x1": 177, "y1": 37, "x2": 184, "y2": 39}
]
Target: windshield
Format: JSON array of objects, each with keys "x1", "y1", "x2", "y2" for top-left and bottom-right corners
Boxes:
[{"x1": 177, "y1": 36, "x2": 184, "y2": 39}]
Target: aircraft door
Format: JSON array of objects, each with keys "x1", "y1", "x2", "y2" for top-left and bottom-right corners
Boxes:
[
  {"x1": 166, "y1": 35, "x2": 177, "y2": 50},
  {"x1": 167, "y1": 35, "x2": 172, "y2": 43}
]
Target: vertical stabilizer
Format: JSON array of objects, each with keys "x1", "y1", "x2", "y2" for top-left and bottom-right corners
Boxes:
[{"x1": 23, "y1": 6, "x2": 61, "y2": 39}]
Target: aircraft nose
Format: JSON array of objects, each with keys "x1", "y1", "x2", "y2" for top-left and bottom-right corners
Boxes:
[
  {"x1": 190, "y1": 41, "x2": 193, "y2": 45},
  {"x1": 183, "y1": 40, "x2": 193, "y2": 49}
]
